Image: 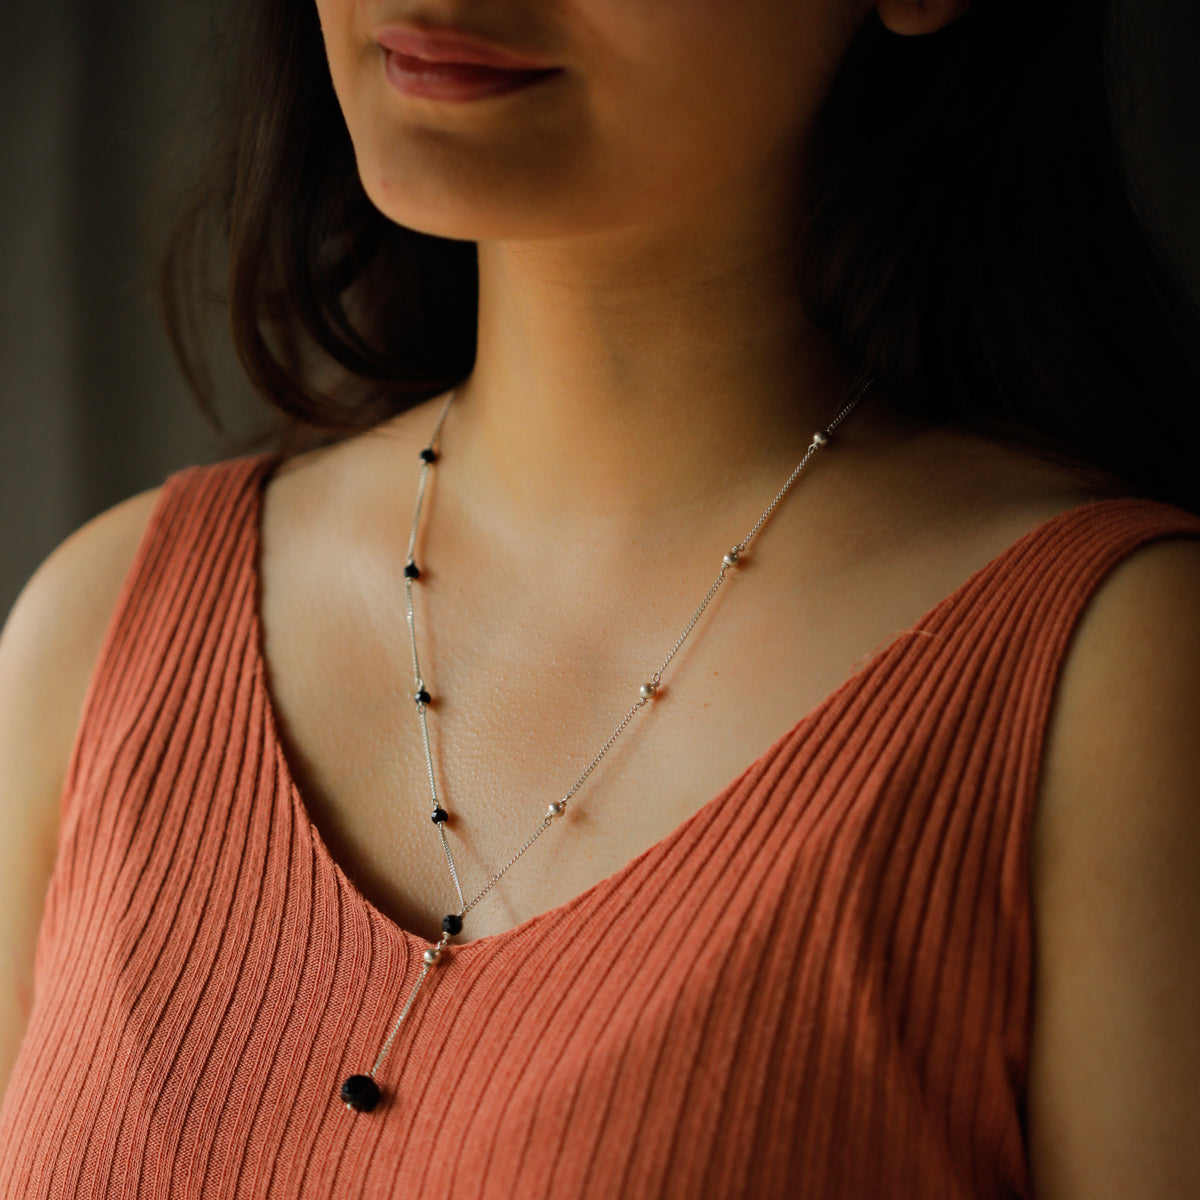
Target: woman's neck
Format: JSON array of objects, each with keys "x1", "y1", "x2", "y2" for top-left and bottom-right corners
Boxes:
[{"x1": 450, "y1": 195, "x2": 857, "y2": 534}]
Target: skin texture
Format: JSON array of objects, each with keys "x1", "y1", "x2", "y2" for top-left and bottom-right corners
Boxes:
[{"x1": 3, "y1": 1, "x2": 1198, "y2": 1196}]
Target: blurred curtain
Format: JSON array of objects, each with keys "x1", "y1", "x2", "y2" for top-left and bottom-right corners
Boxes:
[
  {"x1": 0, "y1": 0, "x2": 251, "y2": 618},
  {"x1": 1, "y1": 0, "x2": 1198, "y2": 617}
]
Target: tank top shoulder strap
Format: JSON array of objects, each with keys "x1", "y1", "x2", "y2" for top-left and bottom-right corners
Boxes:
[
  {"x1": 925, "y1": 495, "x2": 1200, "y2": 652},
  {"x1": 1007, "y1": 494, "x2": 1200, "y2": 598},
  {"x1": 61, "y1": 452, "x2": 279, "y2": 829},
  {"x1": 917, "y1": 494, "x2": 1200, "y2": 752},
  {"x1": 1019, "y1": 493, "x2": 1200, "y2": 721}
]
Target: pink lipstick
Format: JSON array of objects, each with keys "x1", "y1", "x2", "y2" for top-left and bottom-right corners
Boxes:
[{"x1": 376, "y1": 26, "x2": 561, "y2": 102}]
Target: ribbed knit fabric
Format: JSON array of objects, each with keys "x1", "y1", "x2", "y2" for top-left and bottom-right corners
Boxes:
[{"x1": 2, "y1": 453, "x2": 1198, "y2": 1199}]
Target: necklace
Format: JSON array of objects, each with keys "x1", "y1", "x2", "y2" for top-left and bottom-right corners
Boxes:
[{"x1": 340, "y1": 373, "x2": 875, "y2": 1113}]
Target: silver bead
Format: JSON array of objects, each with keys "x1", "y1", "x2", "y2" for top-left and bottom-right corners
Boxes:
[
  {"x1": 547, "y1": 800, "x2": 567, "y2": 819},
  {"x1": 639, "y1": 681, "x2": 659, "y2": 700},
  {"x1": 722, "y1": 548, "x2": 741, "y2": 568},
  {"x1": 812, "y1": 429, "x2": 830, "y2": 448},
  {"x1": 423, "y1": 946, "x2": 442, "y2": 965}
]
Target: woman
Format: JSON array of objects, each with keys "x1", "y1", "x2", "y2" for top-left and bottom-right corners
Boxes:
[{"x1": 0, "y1": 0, "x2": 1197, "y2": 1195}]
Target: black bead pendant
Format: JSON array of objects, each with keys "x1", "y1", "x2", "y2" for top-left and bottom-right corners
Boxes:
[
  {"x1": 341, "y1": 1074, "x2": 381, "y2": 1113},
  {"x1": 431, "y1": 807, "x2": 449, "y2": 824},
  {"x1": 404, "y1": 560, "x2": 421, "y2": 581},
  {"x1": 419, "y1": 447, "x2": 438, "y2": 464},
  {"x1": 442, "y1": 913, "x2": 463, "y2": 936},
  {"x1": 415, "y1": 688, "x2": 432, "y2": 706}
]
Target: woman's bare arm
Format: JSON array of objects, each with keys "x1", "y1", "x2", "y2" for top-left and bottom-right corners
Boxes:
[
  {"x1": 0, "y1": 487, "x2": 160, "y2": 1101},
  {"x1": 1029, "y1": 538, "x2": 1200, "y2": 1199}
]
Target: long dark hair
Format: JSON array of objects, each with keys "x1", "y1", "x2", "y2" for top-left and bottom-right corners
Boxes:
[{"x1": 161, "y1": 0, "x2": 1200, "y2": 511}]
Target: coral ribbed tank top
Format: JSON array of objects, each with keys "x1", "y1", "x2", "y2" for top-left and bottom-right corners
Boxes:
[{"x1": 2, "y1": 453, "x2": 1198, "y2": 1199}]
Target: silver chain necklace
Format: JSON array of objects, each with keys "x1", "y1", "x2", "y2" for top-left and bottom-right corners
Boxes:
[{"x1": 340, "y1": 373, "x2": 874, "y2": 1113}]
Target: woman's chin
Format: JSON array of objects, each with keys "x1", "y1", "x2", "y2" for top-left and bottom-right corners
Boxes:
[{"x1": 357, "y1": 168, "x2": 602, "y2": 245}]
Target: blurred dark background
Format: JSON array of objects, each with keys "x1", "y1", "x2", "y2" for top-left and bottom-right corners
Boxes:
[{"x1": 1, "y1": 0, "x2": 1199, "y2": 619}]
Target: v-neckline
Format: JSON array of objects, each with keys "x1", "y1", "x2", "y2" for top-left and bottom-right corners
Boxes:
[{"x1": 242, "y1": 450, "x2": 1129, "y2": 960}]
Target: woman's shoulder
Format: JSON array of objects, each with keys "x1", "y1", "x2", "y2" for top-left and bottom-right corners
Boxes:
[
  {"x1": 1026, "y1": 533, "x2": 1200, "y2": 1198},
  {"x1": 899, "y1": 426, "x2": 1200, "y2": 1195},
  {"x1": 966, "y1": 417, "x2": 1200, "y2": 1198},
  {"x1": 0, "y1": 483, "x2": 166, "y2": 814},
  {"x1": 0, "y1": 482, "x2": 163, "y2": 1094}
]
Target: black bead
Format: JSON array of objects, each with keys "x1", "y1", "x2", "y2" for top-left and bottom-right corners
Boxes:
[
  {"x1": 419, "y1": 447, "x2": 438, "y2": 464},
  {"x1": 431, "y1": 807, "x2": 449, "y2": 824},
  {"x1": 442, "y1": 913, "x2": 463, "y2": 936},
  {"x1": 404, "y1": 560, "x2": 421, "y2": 581},
  {"x1": 340, "y1": 1074, "x2": 381, "y2": 1113},
  {"x1": 415, "y1": 688, "x2": 432, "y2": 706}
]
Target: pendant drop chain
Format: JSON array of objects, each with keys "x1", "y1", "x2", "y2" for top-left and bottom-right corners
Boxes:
[{"x1": 339, "y1": 373, "x2": 875, "y2": 1113}]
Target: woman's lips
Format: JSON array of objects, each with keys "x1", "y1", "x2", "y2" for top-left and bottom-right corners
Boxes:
[
  {"x1": 376, "y1": 26, "x2": 562, "y2": 102},
  {"x1": 383, "y1": 52, "x2": 559, "y2": 102}
]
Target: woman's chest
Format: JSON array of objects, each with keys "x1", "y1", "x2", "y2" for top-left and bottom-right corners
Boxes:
[{"x1": 259, "y1": 555, "x2": 876, "y2": 943}]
